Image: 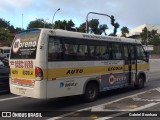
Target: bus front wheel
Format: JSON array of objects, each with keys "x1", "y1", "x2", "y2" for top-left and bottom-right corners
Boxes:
[
  {"x1": 134, "y1": 75, "x2": 145, "y2": 89},
  {"x1": 83, "y1": 82, "x2": 99, "y2": 102}
]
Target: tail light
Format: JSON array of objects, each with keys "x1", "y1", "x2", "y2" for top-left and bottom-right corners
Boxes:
[{"x1": 35, "y1": 67, "x2": 43, "y2": 80}]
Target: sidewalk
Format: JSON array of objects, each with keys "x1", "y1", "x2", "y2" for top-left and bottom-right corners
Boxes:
[{"x1": 150, "y1": 59, "x2": 160, "y2": 62}]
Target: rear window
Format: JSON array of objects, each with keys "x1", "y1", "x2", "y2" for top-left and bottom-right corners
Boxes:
[{"x1": 10, "y1": 29, "x2": 41, "y2": 59}]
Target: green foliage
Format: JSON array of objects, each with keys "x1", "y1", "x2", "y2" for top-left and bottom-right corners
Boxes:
[
  {"x1": 0, "y1": 18, "x2": 10, "y2": 28},
  {"x1": 27, "y1": 19, "x2": 52, "y2": 29},
  {"x1": 89, "y1": 19, "x2": 100, "y2": 34},
  {"x1": 54, "y1": 19, "x2": 75, "y2": 31},
  {"x1": 108, "y1": 22, "x2": 120, "y2": 36},
  {"x1": 140, "y1": 27, "x2": 148, "y2": 45},
  {"x1": 140, "y1": 27, "x2": 160, "y2": 45},
  {"x1": 99, "y1": 24, "x2": 108, "y2": 36},
  {"x1": 112, "y1": 22, "x2": 120, "y2": 36},
  {"x1": 121, "y1": 26, "x2": 129, "y2": 37},
  {"x1": 78, "y1": 22, "x2": 86, "y2": 33},
  {"x1": 0, "y1": 18, "x2": 21, "y2": 46},
  {"x1": 78, "y1": 19, "x2": 108, "y2": 35}
]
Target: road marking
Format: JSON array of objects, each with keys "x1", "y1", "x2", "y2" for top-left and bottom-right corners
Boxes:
[
  {"x1": 46, "y1": 88, "x2": 160, "y2": 120},
  {"x1": 95, "y1": 102, "x2": 160, "y2": 120},
  {"x1": 0, "y1": 96, "x2": 24, "y2": 102},
  {"x1": 46, "y1": 112, "x2": 76, "y2": 120}
]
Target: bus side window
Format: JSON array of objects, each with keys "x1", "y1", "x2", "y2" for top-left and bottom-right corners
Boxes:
[
  {"x1": 123, "y1": 45, "x2": 129, "y2": 60},
  {"x1": 48, "y1": 37, "x2": 63, "y2": 61},
  {"x1": 88, "y1": 45, "x2": 96, "y2": 59},
  {"x1": 77, "y1": 44, "x2": 88, "y2": 60},
  {"x1": 95, "y1": 45, "x2": 109, "y2": 60},
  {"x1": 112, "y1": 43, "x2": 122, "y2": 60},
  {"x1": 64, "y1": 43, "x2": 78, "y2": 60}
]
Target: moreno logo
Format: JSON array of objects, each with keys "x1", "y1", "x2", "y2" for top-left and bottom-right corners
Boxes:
[
  {"x1": 12, "y1": 38, "x2": 37, "y2": 53},
  {"x1": 108, "y1": 66, "x2": 123, "y2": 71},
  {"x1": 66, "y1": 69, "x2": 83, "y2": 74}
]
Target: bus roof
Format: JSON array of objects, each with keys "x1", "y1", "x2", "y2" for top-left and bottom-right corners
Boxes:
[{"x1": 35, "y1": 28, "x2": 141, "y2": 44}]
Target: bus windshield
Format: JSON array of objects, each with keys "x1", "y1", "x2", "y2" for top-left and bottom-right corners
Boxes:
[
  {"x1": 10, "y1": 29, "x2": 41, "y2": 59},
  {"x1": 4, "y1": 49, "x2": 10, "y2": 53}
]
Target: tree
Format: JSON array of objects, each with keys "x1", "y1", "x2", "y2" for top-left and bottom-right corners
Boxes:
[
  {"x1": 99, "y1": 24, "x2": 108, "y2": 35},
  {"x1": 54, "y1": 19, "x2": 75, "y2": 31},
  {"x1": 54, "y1": 20, "x2": 64, "y2": 29},
  {"x1": 78, "y1": 19, "x2": 108, "y2": 35},
  {"x1": 113, "y1": 22, "x2": 120, "y2": 36},
  {"x1": 140, "y1": 27, "x2": 148, "y2": 45},
  {"x1": 0, "y1": 18, "x2": 10, "y2": 28},
  {"x1": 121, "y1": 26, "x2": 129, "y2": 37},
  {"x1": 78, "y1": 22, "x2": 86, "y2": 33},
  {"x1": 89, "y1": 19, "x2": 100, "y2": 34},
  {"x1": 67, "y1": 20, "x2": 75, "y2": 30},
  {"x1": 27, "y1": 19, "x2": 52, "y2": 29},
  {"x1": 108, "y1": 22, "x2": 120, "y2": 36},
  {"x1": 0, "y1": 18, "x2": 21, "y2": 46},
  {"x1": 140, "y1": 27, "x2": 160, "y2": 45}
]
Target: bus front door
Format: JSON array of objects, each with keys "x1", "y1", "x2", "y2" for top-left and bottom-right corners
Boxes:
[{"x1": 123, "y1": 45, "x2": 137, "y2": 85}]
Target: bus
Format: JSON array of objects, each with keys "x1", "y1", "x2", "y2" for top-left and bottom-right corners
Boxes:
[{"x1": 9, "y1": 28, "x2": 149, "y2": 102}]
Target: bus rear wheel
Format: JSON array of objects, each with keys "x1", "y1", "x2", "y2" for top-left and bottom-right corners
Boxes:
[
  {"x1": 83, "y1": 82, "x2": 99, "y2": 102},
  {"x1": 134, "y1": 75, "x2": 145, "y2": 89}
]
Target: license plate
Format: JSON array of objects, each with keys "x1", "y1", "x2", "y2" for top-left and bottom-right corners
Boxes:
[{"x1": 17, "y1": 88, "x2": 26, "y2": 95}]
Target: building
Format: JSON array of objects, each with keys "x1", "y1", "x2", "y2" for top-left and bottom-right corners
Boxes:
[
  {"x1": 126, "y1": 24, "x2": 160, "y2": 53},
  {"x1": 127, "y1": 24, "x2": 160, "y2": 39}
]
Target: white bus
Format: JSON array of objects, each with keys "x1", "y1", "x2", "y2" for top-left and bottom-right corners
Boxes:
[{"x1": 9, "y1": 29, "x2": 149, "y2": 102}]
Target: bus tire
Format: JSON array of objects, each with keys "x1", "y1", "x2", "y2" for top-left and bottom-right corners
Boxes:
[
  {"x1": 134, "y1": 75, "x2": 145, "y2": 89},
  {"x1": 83, "y1": 82, "x2": 99, "y2": 102}
]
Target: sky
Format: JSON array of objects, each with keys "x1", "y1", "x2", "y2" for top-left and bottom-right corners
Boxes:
[{"x1": 1, "y1": 0, "x2": 160, "y2": 33}]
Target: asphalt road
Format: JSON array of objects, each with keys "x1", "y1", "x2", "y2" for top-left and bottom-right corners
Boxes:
[{"x1": 0, "y1": 60, "x2": 160, "y2": 120}]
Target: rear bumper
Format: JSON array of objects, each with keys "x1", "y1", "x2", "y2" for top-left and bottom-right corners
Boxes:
[{"x1": 10, "y1": 79, "x2": 47, "y2": 99}]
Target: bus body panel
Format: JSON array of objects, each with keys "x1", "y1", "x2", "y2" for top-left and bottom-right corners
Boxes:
[{"x1": 46, "y1": 60, "x2": 130, "y2": 98}]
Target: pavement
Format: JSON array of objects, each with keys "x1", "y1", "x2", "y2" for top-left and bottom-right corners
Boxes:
[
  {"x1": 50, "y1": 89, "x2": 160, "y2": 119},
  {"x1": 149, "y1": 59, "x2": 160, "y2": 72}
]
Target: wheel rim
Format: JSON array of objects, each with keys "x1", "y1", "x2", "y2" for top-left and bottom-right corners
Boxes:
[
  {"x1": 87, "y1": 86, "x2": 96, "y2": 99},
  {"x1": 139, "y1": 77, "x2": 144, "y2": 88}
]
